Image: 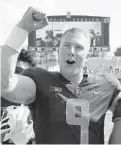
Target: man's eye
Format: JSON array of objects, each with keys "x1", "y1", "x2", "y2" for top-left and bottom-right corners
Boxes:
[
  {"x1": 75, "y1": 46, "x2": 84, "y2": 50},
  {"x1": 64, "y1": 44, "x2": 70, "y2": 47}
]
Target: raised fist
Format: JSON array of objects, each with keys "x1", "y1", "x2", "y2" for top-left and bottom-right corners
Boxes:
[{"x1": 17, "y1": 7, "x2": 48, "y2": 33}]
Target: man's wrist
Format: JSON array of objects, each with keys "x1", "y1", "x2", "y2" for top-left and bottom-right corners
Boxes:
[{"x1": 5, "y1": 26, "x2": 29, "y2": 53}]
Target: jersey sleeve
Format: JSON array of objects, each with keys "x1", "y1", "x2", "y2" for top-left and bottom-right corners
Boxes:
[
  {"x1": 21, "y1": 68, "x2": 36, "y2": 81},
  {"x1": 103, "y1": 72, "x2": 121, "y2": 122},
  {"x1": 112, "y1": 98, "x2": 121, "y2": 122},
  {"x1": 21, "y1": 67, "x2": 46, "y2": 83},
  {"x1": 109, "y1": 85, "x2": 121, "y2": 122}
]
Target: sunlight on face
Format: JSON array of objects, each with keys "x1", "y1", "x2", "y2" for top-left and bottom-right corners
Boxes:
[{"x1": 59, "y1": 29, "x2": 90, "y2": 77}]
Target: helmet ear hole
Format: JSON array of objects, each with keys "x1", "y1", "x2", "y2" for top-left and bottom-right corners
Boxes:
[{"x1": 13, "y1": 106, "x2": 17, "y2": 109}]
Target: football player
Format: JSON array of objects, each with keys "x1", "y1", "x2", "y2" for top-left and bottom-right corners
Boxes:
[{"x1": 1, "y1": 7, "x2": 121, "y2": 144}]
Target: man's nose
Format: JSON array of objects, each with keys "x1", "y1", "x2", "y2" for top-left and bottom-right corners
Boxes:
[{"x1": 68, "y1": 46, "x2": 75, "y2": 56}]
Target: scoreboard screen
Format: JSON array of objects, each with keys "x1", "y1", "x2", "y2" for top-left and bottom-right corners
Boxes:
[{"x1": 34, "y1": 15, "x2": 110, "y2": 52}]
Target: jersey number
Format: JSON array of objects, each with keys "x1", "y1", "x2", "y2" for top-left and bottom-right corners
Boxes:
[{"x1": 66, "y1": 99, "x2": 90, "y2": 144}]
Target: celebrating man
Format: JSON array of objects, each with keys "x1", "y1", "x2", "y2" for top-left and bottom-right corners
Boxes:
[{"x1": 1, "y1": 7, "x2": 121, "y2": 144}]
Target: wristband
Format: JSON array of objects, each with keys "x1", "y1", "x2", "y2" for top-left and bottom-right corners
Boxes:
[{"x1": 5, "y1": 26, "x2": 28, "y2": 53}]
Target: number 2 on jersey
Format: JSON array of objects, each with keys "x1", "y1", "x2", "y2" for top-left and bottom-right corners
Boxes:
[{"x1": 66, "y1": 98, "x2": 90, "y2": 144}]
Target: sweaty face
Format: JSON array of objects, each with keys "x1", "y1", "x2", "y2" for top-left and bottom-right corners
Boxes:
[{"x1": 59, "y1": 31, "x2": 89, "y2": 77}]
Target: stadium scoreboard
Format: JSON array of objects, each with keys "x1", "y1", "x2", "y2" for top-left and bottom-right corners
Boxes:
[{"x1": 28, "y1": 13, "x2": 110, "y2": 52}]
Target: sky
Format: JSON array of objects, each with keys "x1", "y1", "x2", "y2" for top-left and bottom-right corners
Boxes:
[{"x1": 0, "y1": 0, "x2": 121, "y2": 52}]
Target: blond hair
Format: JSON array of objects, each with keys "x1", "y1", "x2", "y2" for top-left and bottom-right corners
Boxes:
[{"x1": 60, "y1": 28, "x2": 90, "y2": 50}]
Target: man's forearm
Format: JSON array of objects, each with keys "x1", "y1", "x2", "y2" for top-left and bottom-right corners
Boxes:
[{"x1": 1, "y1": 26, "x2": 28, "y2": 91}]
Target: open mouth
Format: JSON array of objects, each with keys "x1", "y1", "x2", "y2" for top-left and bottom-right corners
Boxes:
[{"x1": 66, "y1": 59, "x2": 76, "y2": 65}]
